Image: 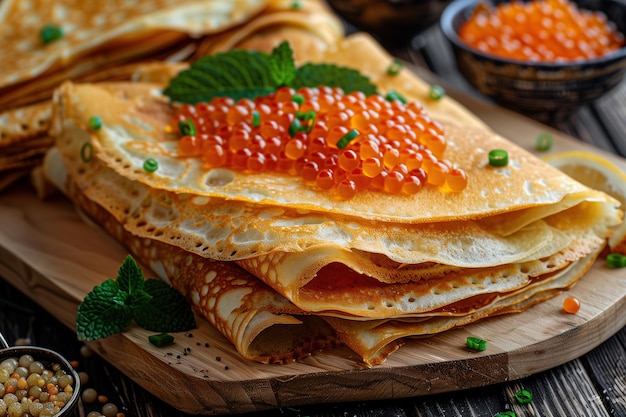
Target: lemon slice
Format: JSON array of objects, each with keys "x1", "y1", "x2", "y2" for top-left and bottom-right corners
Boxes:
[{"x1": 543, "y1": 150, "x2": 626, "y2": 252}]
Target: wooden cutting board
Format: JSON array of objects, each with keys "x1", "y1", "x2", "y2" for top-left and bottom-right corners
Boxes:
[{"x1": 2, "y1": 93, "x2": 626, "y2": 415}]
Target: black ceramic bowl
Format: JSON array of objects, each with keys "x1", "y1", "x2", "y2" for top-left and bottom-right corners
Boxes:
[
  {"x1": 440, "y1": 0, "x2": 626, "y2": 117},
  {"x1": 327, "y1": 0, "x2": 453, "y2": 44}
]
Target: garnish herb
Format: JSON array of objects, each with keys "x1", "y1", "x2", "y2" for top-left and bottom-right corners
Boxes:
[
  {"x1": 337, "y1": 129, "x2": 360, "y2": 149},
  {"x1": 493, "y1": 412, "x2": 516, "y2": 417},
  {"x1": 488, "y1": 149, "x2": 509, "y2": 167},
  {"x1": 429, "y1": 85, "x2": 446, "y2": 100},
  {"x1": 80, "y1": 142, "x2": 94, "y2": 163},
  {"x1": 251, "y1": 110, "x2": 261, "y2": 127},
  {"x1": 514, "y1": 389, "x2": 533, "y2": 404},
  {"x1": 288, "y1": 118, "x2": 303, "y2": 137},
  {"x1": 387, "y1": 60, "x2": 403, "y2": 76},
  {"x1": 88, "y1": 116, "x2": 103, "y2": 131},
  {"x1": 143, "y1": 158, "x2": 159, "y2": 172},
  {"x1": 40, "y1": 23, "x2": 63, "y2": 45},
  {"x1": 606, "y1": 253, "x2": 626, "y2": 268},
  {"x1": 76, "y1": 255, "x2": 196, "y2": 341},
  {"x1": 466, "y1": 336, "x2": 487, "y2": 351},
  {"x1": 385, "y1": 90, "x2": 407, "y2": 104},
  {"x1": 163, "y1": 41, "x2": 378, "y2": 104},
  {"x1": 291, "y1": 93, "x2": 305, "y2": 105},
  {"x1": 179, "y1": 119, "x2": 197, "y2": 136},
  {"x1": 535, "y1": 132, "x2": 553, "y2": 151},
  {"x1": 149, "y1": 333, "x2": 175, "y2": 347}
]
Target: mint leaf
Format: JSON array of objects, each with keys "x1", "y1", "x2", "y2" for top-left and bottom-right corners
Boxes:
[
  {"x1": 76, "y1": 255, "x2": 197, "y2": 341},
  {"x1": 162, "y1": 41, "x2": 378, "y2": 104},
  {"x1": 117, "y1": 254, "x2": 144, "y2": 294},
  {"x1": 77, "y1": 279, "x2": 133, "y2": 341},
  {"x1": 134, "y1": 279, "x2": 196, "y2": 332},
  {"x1": 269, "y1": 41, "x2": 296, "y2": 86},
  {"x1": 291, "y1": 63, "x2": 378, "y2": 96},
  {"x1": 163, "y1": 50, "x2": 278, "y2": 104}
]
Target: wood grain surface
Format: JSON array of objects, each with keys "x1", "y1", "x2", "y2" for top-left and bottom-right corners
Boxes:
[{"x1": 1, "y1": 94, "x2": 626, "y2": 415}]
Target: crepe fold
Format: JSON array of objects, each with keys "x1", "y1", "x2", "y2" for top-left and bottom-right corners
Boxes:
[{"x1": 45, "y1": 34, "x2": 622, "y2": 365}]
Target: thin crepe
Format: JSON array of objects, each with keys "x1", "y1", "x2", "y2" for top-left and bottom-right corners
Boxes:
[{"x1": 46, "y1": 33, "x2": 622, "y2": 365}]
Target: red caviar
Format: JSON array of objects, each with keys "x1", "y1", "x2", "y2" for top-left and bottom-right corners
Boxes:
[
  {"x1": 562, "y1": 296, "x2": 581, "y2": 313},
  {"x1": 168, "y1": 86, "x2": 467, "y2": 198},
  {"x1": 459, "y1": 0, "x2": 625, "y2": 62}
]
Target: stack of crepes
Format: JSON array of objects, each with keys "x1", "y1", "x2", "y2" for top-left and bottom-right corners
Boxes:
[
  {"x1": 0, "y1": 0, "x2": 342, "y2": 192},
  {"x1": 41, "y1": 26, "x2": 624, "y2": 366}
]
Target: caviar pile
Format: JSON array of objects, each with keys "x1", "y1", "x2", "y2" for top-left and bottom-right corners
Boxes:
[
  {"x1": 459, "y1": 0, "x2": 625, "y2": 62},
  {"x1": 168, "y1": 86, "x2": 467, "y2": 199},
  {"x1": 0, "y1": 355, "x2": 74, "y2": 417}
]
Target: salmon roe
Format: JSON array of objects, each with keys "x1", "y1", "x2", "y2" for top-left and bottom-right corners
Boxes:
[
  {"x1": 562, "y1": 296, "x2": 581, "y2": 313},
  {"x1": 168, "y1": 86, "x2": 467, "y2": 199},
  {"x1": 459, "y1": 0, "x2": 625, "y2": 62}
]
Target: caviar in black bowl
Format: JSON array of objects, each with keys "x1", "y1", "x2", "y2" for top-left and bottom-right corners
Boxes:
[{"x1": 440, "y1": 0, "x2": 626, "y2": 118}]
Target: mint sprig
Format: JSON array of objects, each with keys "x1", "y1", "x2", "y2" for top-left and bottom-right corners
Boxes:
[
  {"x1": 76, "y1": 255, "x2": 196, "y2": 341},
  {"x1": 163, "y1": 41, "x2": 378, "y2": 104}
]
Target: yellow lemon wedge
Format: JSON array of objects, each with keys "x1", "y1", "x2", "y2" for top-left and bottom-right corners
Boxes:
[{"x1": 543, "y1": 150, "x2": 626, "y2": 253}]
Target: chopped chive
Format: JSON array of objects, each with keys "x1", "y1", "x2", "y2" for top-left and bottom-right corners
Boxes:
[
  {"x1": 148, "y1": 333, "x2": 174, "y2": 347},
  {"x1": 385, "y1": 90, "x2": 407, "y2": 104},
  {"x1": 178, "y1": 119, "x2": 197, "y2": 136},
  {"x1": 428, "y1": 85, "x2": 446, "y2": 100},
  {"x1": 514, "y1": 389, "x2": 533, "y2": 404},
  {"x1": 296, "y1": 110, "x2": 317, "y2": 132},
  {"x1": 535, "y1": 133, "x2": 553, "y2": 151},
  {"x1": 493, "y1": 412, "x2": 516, "y2": 417},
  {"x1": 40, "y1": 23, "x2": 63, "y2": 45},
  {"x1": 291, "y1": 94, "x2": 305, "y2": 105},
  {"x1": 466, "y1": 336, "x2": 487, "y2": 351},
  {"x1": 488, "y1": 149, "x2": 508, "y2": 167},
  {"x1": 143, "y1": 158, "x2": 159, "y2": 173},
  {"x1": 387, "y1": 60, "x2": 403, "y2": 76},
  {"x1": 88, "y1": 116, "x2": 102, "y2": 131},
  {"x1": 606, "y1": 253, "x2": 626, "y2": 268},
  {"x1": 251, "y1": 110, "x2": 261, "y2": 127},
  {"x1": 291, "y1": 1, "x2": 302, "y2": 9},
  {"x1": 337, "y1": 129, "x2": 360, "y2": 149},
  {"x1": 288, "y1": 118, "x2": 302, "y2": 137},
  {"x1": 80, "y1": 143, "x2": 93, "y2": 163}
]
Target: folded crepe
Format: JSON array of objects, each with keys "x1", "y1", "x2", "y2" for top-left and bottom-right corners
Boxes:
[
  {"x1": 0, "y1": 0, "x2": 343, "y2": 192},
  {"x1": 45, "y1": 34, "x2": 622, "y2": 365}
]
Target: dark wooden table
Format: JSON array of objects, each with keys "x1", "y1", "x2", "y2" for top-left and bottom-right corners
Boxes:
[{"x1": 2, "y1": 22, "x2": 626, "y2": 417}]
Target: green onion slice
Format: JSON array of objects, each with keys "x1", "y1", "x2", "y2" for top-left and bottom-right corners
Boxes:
[
  {"x1": 385, "y1": 90, "x2": 407, "y2": 104},
  {"x1": 40, "y1": 24, "x2": 63, "y2": 45},
  {"x1": 493, "y1": 412, "x2": 516, "y2": 417},
  {"x1": 387, "y1": 60, "x2": 403, "y2": 76},
  {"x1": 535, "y1": 133, "x2": 553, "y2": 151},
  {"x1": 466, "y1": 336, "x2": 487, "y2": 351},
  {"x1": 428, "y1": 85, "x2": 445, "y2": 100},
  {"x1": 337, "y1": 129, "x2": 360, "y2": 149},
  {"x1": 88, "y1": 116, "x2": 102, "y2": 131},
  {"x1": 251, "y1": 110, "x2": 261, "y2": 127},
  {"x1": 488, "y1": 149, "x2": 509, "y2": 167},
  {"x1": 514, "y1": 389, "x2": 533, "y2": 405},
  {"x1": 291, "y1": 94, "x2": 305, "y2": 105},
  {"x1": 606, "y1": 253, "x2": 626, "y2": 268},
  {"x1": 80, "y1": 143, "x2": 94, "y2": 163},
  {"x1": 288, "y1": 118, "x2": 302, "y2": 137},
  {"x1": 178, "y1": 119, "x2": 197, "y2": 136},
  {"x1": 148, "y1": 333, "x2": 174, "y2": 347},
  {"x1": 296, "y1": 110, "x2": 317, "y2": 132},
  {"x1": 143, "y1": 158, "x2": 159, "y2": 173}
]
